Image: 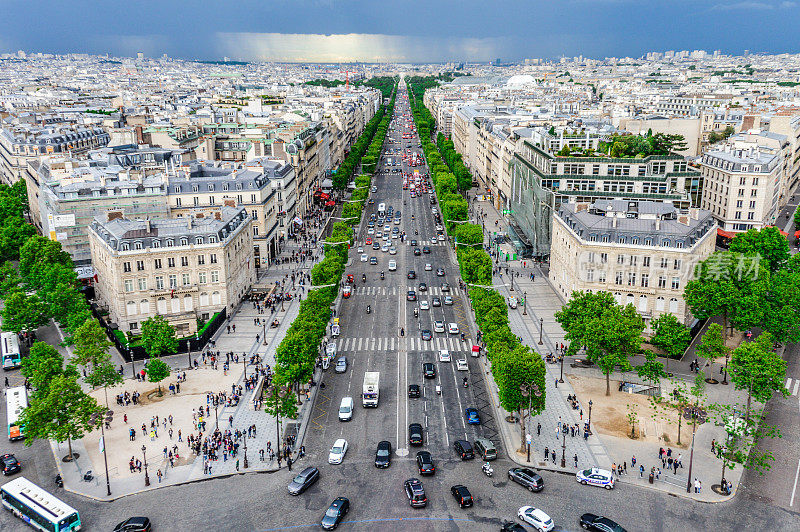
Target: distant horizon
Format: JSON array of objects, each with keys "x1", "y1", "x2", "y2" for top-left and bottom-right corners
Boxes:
[{"x1": 1, "y1": 1, "x2": 799, "y2": 62}]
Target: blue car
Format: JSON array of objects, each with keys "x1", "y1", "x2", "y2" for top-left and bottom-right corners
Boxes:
[{"x1": 465, "y1": 407, "x2": 480, "y2": 425}]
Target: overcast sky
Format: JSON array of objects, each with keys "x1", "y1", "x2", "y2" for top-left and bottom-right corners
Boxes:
[{"x1": 1, "y1": 0, "x2": 798, "y2": 61}]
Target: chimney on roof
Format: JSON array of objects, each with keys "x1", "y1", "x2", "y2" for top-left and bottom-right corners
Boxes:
[
  {"x1": 612, "y1": 216, "x2": 617, "y2": 228},
  {"x1": 146, "y1": 219, "x2": 151, "y2": 233},
  {"x1": 655, "y1": 219, "x2": 661, "y2": 231},
  {"x1": 214, "y1": 211, "x2": 221, "y2": 220},
  {"x1": 107, "y1": 211, "x2": 123, "y2": 222}
]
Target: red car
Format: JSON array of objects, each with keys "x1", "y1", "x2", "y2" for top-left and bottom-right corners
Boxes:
[
  {"x1": 365, "y1": 238, "x2": 372, "y2": 245},
  {"x1": 343, "y1": 286, "x2": 352, "y2": 298}
]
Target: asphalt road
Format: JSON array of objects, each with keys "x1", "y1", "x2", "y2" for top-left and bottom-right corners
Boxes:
[{"x1": 1, "y1": 83, "x2": 799, "y2": 532}]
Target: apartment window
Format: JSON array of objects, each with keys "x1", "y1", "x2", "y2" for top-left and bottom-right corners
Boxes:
[
  {"x1": 253, "y1": 226, "x2": 259, "y2": 236},
  {"x1": 211, "y1": 271, "x2": 220, "y2": 283},
  {"x1": 209, "y1": 237, "x2": 217, "y2": 243},
  {"x1": 673, "y1": 259, "x2": 682, "y2": 270},
  {"x1": 192, "y1": 185, "x2": 198, "y2": 192},
  {"x1": 134, "y1": 241, "x2": 143, "y2": 250},
  {"x1": 748, "y1": 212, "x2": 755, "y2": 220},
  {"x1": 223, "y1": 184, "x2": 229, "y2": 191},
  {"x1": 671, "y1": 277, "x2": 680, "y2": 290},
  {"x1": 751, "y1": 189, "x2": 758, "y2": 197},
  {"x1": 598, "y1": 271, "x2": 606, "y2": 283},
  {"x1": 198, "y1": 255, "x2": 205, "y2": 265},
  {"x1": 587, "y1": 252, "x2": 595, "y2": 263},
  {"x1": 138, "y1": 278, "x2": 147, "y2": 291},
  {"x1": 752, "y1": 178, "x2": 759, "y2": 186},
  {"x1": 169, "y1": 274, "x2": 177, "y2": 289},
  {"x1": 592, "y1": 164, "x2": 600, "y2": 175},
  {"x1": 121, "y1": 243, "x2": 129, "y2": 251},
  {"x1": 155, "y1": 276, "x2": 164, "y2": 290},
  {"x1": 153, "y1": 240, "x2": 161, "y2": 248},
  {"x1": 236, "y1": 194, "x2": 242, "y2": 203},
  {"x1": 617, "y1": 254, "x2": 625, "y2": 265},
  {"x1": 251, "y1": 194, "x2": 257, "y2": 203},
  {"x1": 136, "y1": 260, "x2": 145, "y2": 271},
  {"x1": 181, "y1": 256, "x2": 188, "y2": 267},
  {"x1": 175, "y1": 198, "x2": 181, "y2": 207},
  {"x1": 209, "y1": 196, "x2": 216, "y2": 205},
  {"x1": 735, "y1": 211, "x2": 742, "y2": 220},
  {"x1": 642, "y1": 256, "x2": 650, "y2": 267},
  {"x1": 123, "y1": 262, "x2": 131, "y2": 273},
  {"x1": 641, "y1": 274, "x2": 649, "y2": 288},
  {"x1": 627, "y1": 273, "x2": 636, "y2": 286},
  {"x1": 208, "y1": 184, "x2": 214, "y2": 191},
  {"x1": 615, "y1": 272, "x2": 624, "y2": 285},
  {"x1": 736, "y1": 200, "x2": 743, "y2": 208},
  {"x1": 182, "y1": 273, "x2": 191, "y2": 286},
  {"x1": 124, "y1": 279, "x2": 134, "y2": 292},
  {"x1": 154, "y1": 259, "x2": 162, "y2": 269},
  {"x1": 660, "y1": 257, "x2": 668, "y2": 268},
  {"x1": 236, "y1": 183, "x2": 243, "y2": 191},
  {"x1": 198, "y1": 272, "x2": 207, "y2": 284},
  {"x1": 193, "y1": 197, "x2": 199, "y2": 206},
  {"x1": 738, "y1": 189, "x2": 744, "y2": 197},
  {"x1": 210, "y1": 254, "x2": 218, "y2": 264},
  {"x1": 586, "y1": 269, "x2": 594, "y2": 282},
  {"x1": 168, "y1": 257, "x2": 175, "y2": 268},
  {"x1": 739, "y1": 176, "x2": 747, "y2": 185},
  {"x1": 251, "y1": 210, "x2": 258, "y2": 220},
  {"x1": 658, "y1": 276, "x2": 667, "y2": 289},
  {"x1": 749, "y1": 200, "x2": 756, "y2": 209},
  {"x1": 630, "y1": 256, "x2": 638, "y2": 266},
  {"x1": 180, "y1": 238, "x2": 188, "y2": 246},
  {"x1": 196, "y1": 237, "x2": 204, "y2": 245},
  {"x1": 600, "y1": 253, "x2": 608, "y2": 263}
]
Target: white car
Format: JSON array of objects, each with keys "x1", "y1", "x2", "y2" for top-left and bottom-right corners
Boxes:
[
  {"x1": 360, "y1": 254, "x2": 368, "y2": 262},
  {"x1": 576, "y1": 468, "x2": 615, "y2": 489},
  {"x1": 357, "y1": 246, "x2": 364, "y2": 253},
  {"x1": 420, "y1": 300, "x2": 430, "y2": 310},
  {"x1": 456, "y1": 359, "x2": 469, "y2": 371},
  {"x1": 328, "y1": 438, "x2": 348, "y2": 464},
  {"x1": 438, "y1": 234, "x2": 446, "y2": 242},
  {"x1": 367, "y1": 227, "x2": 374, "y2": 235},
  {"x1": 448, "y1": 323, "x2": 460, "y2": 335},
  {"x1": 375, "y1": 232, "x2": 383, "y2": 239},
  {"x1": 381, "y1": 244, "x2": 390, "y2": 252},
  {"x1": 424, "y1": 263, "x2": 432, "y2": 271},
  {"x1": 388, "y1": 260, "x2": 397, "y2": 271},
  {"x1": 438, "y1": 349, "x2": 451, "y2": 362},
  {"x1": 509, "y1": 297, "x2": 518, "y2": 309},
  {"x1": 518, "y1": 506, "x2": 554, "y2": 532},
  {"x1": 389, "y1": 247, "x2": 397, "y2": 255},
  {"x1": 433, "y1": 320, "x2": 445, "y2": 333}
]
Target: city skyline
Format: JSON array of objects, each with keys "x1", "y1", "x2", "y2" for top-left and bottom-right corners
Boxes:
[{"x1": 1, "y1": 0, "x2": 800, "y2": 62}]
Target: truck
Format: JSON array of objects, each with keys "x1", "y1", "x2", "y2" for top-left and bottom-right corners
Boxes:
[{"x1": 362, "y1": 372, "x2": 380, "y2": 407}]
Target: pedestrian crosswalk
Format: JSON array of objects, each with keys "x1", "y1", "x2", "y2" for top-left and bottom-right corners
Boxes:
[
  {"x1": 335, "y1": 336, "x2": 472, "y2": 352},
  {"x1": 350, "y1": 286, "x2": 461, "y2": 296},
  {"x1": 784, "y1": 377, "x2": 800, "y2": 396},
  {"x1": 406, "y1": 239, "x2": 445, "y2": 246}
]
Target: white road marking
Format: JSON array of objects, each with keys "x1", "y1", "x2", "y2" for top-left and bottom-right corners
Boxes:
[
  {"x1": 785, "y1": 378, "x2": 791, "y2": 390},
  {"x1": 790, "y1": 457, "x2": 800, "y2": 507},
  {"x1": 793, "y1": 379, "x2": 799, "y2": 396}
]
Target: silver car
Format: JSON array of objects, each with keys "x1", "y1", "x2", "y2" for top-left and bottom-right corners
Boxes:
[{"x1": 335, "y1": 356, "x2": 348, "y2": 374}]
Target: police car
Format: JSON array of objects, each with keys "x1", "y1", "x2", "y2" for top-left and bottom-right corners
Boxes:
[{"x1": 576, "y1": 468, "x2": 615, "y2": 490}]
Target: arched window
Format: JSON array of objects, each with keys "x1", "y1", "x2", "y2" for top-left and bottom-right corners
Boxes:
[
  {"x1": 211, "y1": 291, "x2": 221, "y2": 305},
  {"x1": 638, "y1": 295, "x2": 648, "y2": 312},
  {"x1": 157, "y1": 297, "x2": 168, "y2": 314},
  {"x1": 126, "y1": 301, "x2": 137, "y2": 315},
  {"x1": 199, "y1": 292, "x2": 209, "y2": 306},
  {"x1": 656, "y1": 296, "x2": 665, "y2": 312},
  {"x1": 180, "y1": 238, "x2": 188, "y2": 246},
  {"x1": 140, "y1": 299, "x2": 149, "y2": 314},
  {"x1": 166, "y1": 239, "x2": 174, "y2": 247},
  {"x1": 669, "y1": 298, "x2": 679, "y2": 314},
  {"x1": 626, "y1": 293, "x2": 634, "y2": 306},
  {"x1": 121, "y1": 243, "x2": 130, "y2": 251},
  {"x1": 171, "y1": 298, "x2": 180, "y2": 313},
  {"x1": 152, "y1": 240, "x2": 161, "y2": 248},
  {"x1": 134, "y1": 241, "x2": 143, "y2": 250},
  {"x1": 196, "y1": 237, "x2": 204, "y2": 245},
  {"x1": 184, "y1": 295, "x2": 194, "y2": 312}
]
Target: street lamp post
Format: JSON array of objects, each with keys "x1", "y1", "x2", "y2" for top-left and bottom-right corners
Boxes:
[
  {"x1": 214, "y1": 398, "x2": 219, "y2": 431},
  {"x1": 523, "y1": 291, "x2": 527, "y2": 315},
  {"x1": 538, "y1": 317, "x2": 544, "y2": 345},
  {"x1": 561, "y1": 428, "x2": 567, "y2": 468},
  {"x1": 559, "y1": 351, "x2": 565, "y2": 383},
  {"x1": 142, "y1": 445, "x2": 150, "y2": 487},
  {"x1": 188, "y1": 333, "x2": 198, "y2": 370},
  {"x1": 587, "y1": 400, "x2": 593, "y2": 435},
  {"x1": 127, "y1": 341, "x2": 135, "y2": 379},
  {"x1": 243, "y1": 433, "x2": 249, "y2": 469},
  {"x1": 519, "y1": 383, "x2": 542, "y2": 459}
]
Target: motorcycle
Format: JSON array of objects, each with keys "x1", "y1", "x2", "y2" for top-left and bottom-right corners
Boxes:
[
  {"x1": 55, "y1": 474, "x2": 63, "y2": 488},
  {"x1": 362, "y1": 274, "x2": 367, "y2": 283},
  {"x1": 366, "y1": 305, "x2": 371, "y2": 314},
  {"x1": 463, "y1": 377, "x2": 469, "y2": 388},
  {"x1": 482, "y1": 463, "x2": 493, "y2": 477},
  {"x1": 380, "y1": 271, "x2": 385, "y2": 280}
]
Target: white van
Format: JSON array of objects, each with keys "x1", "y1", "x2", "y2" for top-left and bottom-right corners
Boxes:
[
  {"x1": 377, "y1": 203, "x2": 386, "y2": 216},
  {"x1": 338, "y1": 397, "x2": 354, "y2": 421}
]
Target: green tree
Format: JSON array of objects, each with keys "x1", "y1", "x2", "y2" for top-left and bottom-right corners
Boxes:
[
  {"x1": 72, "y1": 319, "x2": 122, "y2": 403},
  {"x1": 140, "y1": 315, "x2": 178, "y2": 357},
  {"x1": 0, "y1": 261, "x2": 21, "y2": 296},
  {"x1": 729, "y1": 227, "x2": 790, "y2": 272},
  {"x1": 145, "y1": 355, "x2": 171, "y2": 396},
  {"x1": 649, "y1": 313, "x2": 690, "y2": 372},
  {"x1": 18, "y1": 372, "x2": 103, "y2": 460},
  {"x1": 728, "y1": 332, "x2": 788, "y2": 421},
  {"x1": 0, "y1": 219, "x2": 36, "y2": 262},
  {"x1": 636, "y1": 350, "x2": 666, "y2": 395},
  {"x1": 761, "y1": 269, "x2": 800, "y2": 343},
  {"x1": 21, "y1": 341, "x2": 75, "y2": 398},
  {"x1": 454, "y1": 223, "x2": 483, "y2": 247},
  {"x1": 695, "y1": 323, "x2": 729, "y2": 382},
  {"x1": 1, "y1": 290, "x2": 49, "y2": 337},
  {"x1": 18, "y1": 236, "x2": 71, "y2": 288},
  {"x1": 458, "y1": 248, "x2": 492, "y2": 285}
]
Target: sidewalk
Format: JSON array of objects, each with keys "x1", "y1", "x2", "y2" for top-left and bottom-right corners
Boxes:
[{"x1": 465, "y1": 191, "x2": 743, "y2": 502}]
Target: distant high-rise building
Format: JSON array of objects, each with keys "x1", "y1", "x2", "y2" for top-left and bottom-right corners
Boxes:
[{"x1": 137, "y1": 52, "x2": 144, "y2": 60}]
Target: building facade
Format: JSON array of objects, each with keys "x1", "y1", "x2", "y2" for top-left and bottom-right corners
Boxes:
[{"x1": 88, "y1": 206, "x2": 254, "y2": 336}]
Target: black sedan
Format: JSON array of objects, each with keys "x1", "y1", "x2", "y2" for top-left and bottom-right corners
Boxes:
[
  {"x1": 579, "y1": 513, "x2": 627, "y2": 532},
  {"x1": 422, "y1": 246, "x2": 431, "y2": 254},
  {"x1": 416, "y1": 451, "x2": 435, "y2": 475},
  {"x1": 421, "y1": 329, "x2": 432, "y2": 341},
  {"x1": 413, "y1": 247, "x2": 421, "y2": 256},
  {"x1": 501, "y1": 522, "x2": 528, "y2": 532},
  {"x1": 408, "y1": 423, "x2": 424, "y2": 446},
  {"x1": 441, "y1": 283, "x2": 451, "y2": 292},
  {"x1": 408, "y1": 384, "x2": 421, "y2": 398},
  {"x1": 404, "y1": 478, "x2": 428, "y2": 508},
  {"x1": 407, "y1": 290, "x2": 417, "y2": 301},
  {"x1": 1, "y1": 454, "x2": 21, "y2": 475},
  {"x1": 450, "y1": 485, "x2": 473, "y2": 508},
  {"x1": 436, "y1": 268, "x2": 445, "y2": 277},
  {"x1": 113, "y1": 517, "x2": 152, "y2": 532},
  {"x1": 375, "y1": 440, "x2": 392, "y2": 468},
  {"x1": 407, "y1": 270, "x2": 416, "y2": 279},
  {"x1": 321, "y1": 497, "x2": 350, "y2": 530},
  {"x1": 423, "y1": 362, "x2": 436, "y2": 379},
  {"x1": 418, "y1": 282, "x2": 427, "y2": 292},
  {"x1": 508, "y1": 467, "x2": 544, "y2": 492}
]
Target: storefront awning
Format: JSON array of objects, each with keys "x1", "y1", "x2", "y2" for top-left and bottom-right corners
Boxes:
[{"x1": 716, "y1": 228, "x2": 736, "y2": 239}]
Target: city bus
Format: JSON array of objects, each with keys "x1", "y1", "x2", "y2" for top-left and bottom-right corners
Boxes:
[
  {"x1": 7, "y1": 386, "x2": 27, "y2": 441},
  {"x1": 1, "y1": 331, "x2": 21, "y2": 370},
  {"x1": 0, "y1": 477, "x2": 81, "y2": 531}
]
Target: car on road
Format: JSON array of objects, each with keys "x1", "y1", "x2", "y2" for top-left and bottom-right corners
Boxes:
[
  {"x1": 456, "y1": 358, "x2": 468, "y2": 371},
  {"x1": 335, "y1": 356, "x2": 348, "y2": 374},
  {"x1": 375, "y1": 441, "x2": 392, "y2": 468},
  {"x1": 576, "y1": 468, "x2": 615, "y2": 489},
  {"x1": 438, "y1": 233, "x2": 446, "y2": 242},
  {"x1": 1, "y1": 454, "x2": 21, "y2": 475},
  {"x1": 406, "y1": 446, "x2": 433, "y2": 476},
  {"x1": 518, "y1": 507, "x2": 554, "y2": 532},
  {"x1": 413, "y1": 247, "x2": 421, "y2": 256},
  {"x1": 422, "y1": 246, "x2": 431, "y2": 254},
  {"x1": 418, "y1": 282, "x2": 427, "y2": 291},
  {"x1": 389, "y1": 246, "x2": 397, "y2": 255},
  {"x1": 420, "y1": 300, "x2": 430, "y2": 311},
  {"x1": 321, "y1": 497, "x2": 350, "y2": 530},
  {"x1": 421, "y1": 329, "x2": 432, "y2": 341},
  {"x1": 381, "y1": 244, "x2": 389, "y2": 252},
  {"x1": 579, "y1": 513, "x2": 627, "y2": 531},
  {"x1": 438, "y1": 349, "x2": 451, "y2": 362},
  {"x1": 453, "y1": 440, "x2": 474, "y2": 460},
  {"x1": 436, "y1": 268, "x2": 445, "y2": 276},
  {"x1": 465, "y1": 407, "x2": 480, "y2": 425},
  {"x1": 388, "y1": 260, "x2": 397, "y2": 271},
  {"x1": 408, "y1": 423, "x2": 424, "y2": 446},
  {"x1": 365, "y1": 238, "x2": 372, "y2": 245},
  {"x1": 508, "y1": 467, "x2": 544, "y2": 492},
  {"x1": 357, "y1": 246, "x2": 364, "y2": 253},
  {"x1": 408, "y1": 384, "x2": 421, "y2": 398},
  {"x1": 342, "y1": 285, "x2": 352, "y2": 298},
  {"x1": 113, "y1": 517, "x2": 152, "y2": 532},
  {"x1": 369, "y1": 256, "x2": 378, "y2": 265},
  {"x1": 404, "y1": 478, "x2": 428, "y2": 508},
  {"x1": 509, "y1": 296, "x2": 518, "y2": 309},
  {"x1": 407, "y1": 290, "x2": 417, "y2": 301},
  {"x1": 288, "y1": 466, "x2": 320, "y2": 495},
  {"x1": 431, "y1": 296, "x2": 441, "y2": 307},
  {"x1": 444, "y1": 295, "x2": 454, "y2": 305},
  {"x1": 367, "y1": 227, "x2": 374, "y2": 235},
  {"x1": 372, "y1": 242, "x2": 380, "y2": 251},
  {"x1": 441, "y1": 283, "x2": 451, "y2": 292},
  {"x1": 433, "y1": 321, "x2": 445, "y2": 333},
  {"x1": 424, "y1": 263, "x2": 432, "y2": 271},
  {"x1": 450, "y1": 485, "x2": 473, "y2": 508},
  {"x1": 501, "y1": 522, "x2": 529, "y2": 532},
  {"x1": 448, "y1": 322, "x2": 460, "y2": 335},
  {"x1": 328, "y1": 439, "x2": 349, "y2": 464},
  {"x1": 360, "y1": 254, "x2": 368, "y2": 262},
  {"x1": 407, "y1": 270, "x2": 416, "y2": 279},
  {"x1": 423, "y1": 362, "x2": 436, "y2": 379},
  {"x1": 411, "y1": 239, "x2": 417, "y2": 246}
]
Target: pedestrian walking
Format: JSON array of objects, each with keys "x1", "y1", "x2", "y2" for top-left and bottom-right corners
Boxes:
[
  {"x1": 236, "y1": 459, "x2": 239, "y2": 471},
  {"x1": 544, "y1": 447, "x2": 549, "y2": 460},
  {"x1": 537, "y1": 422, "x2": 541, "y2": 436},
  {"x1": 287, "y1": 456, "x2": 293, "y2": 471},
  {"x1": 157, "y1": 469, "x2": 162, "y2": 483},
  {"x1": 639, "y1": 464, "x2": 644, "y2": 477},
  {"x1": 574, "y1": 454, "x2": 578, "y2": 467}
]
